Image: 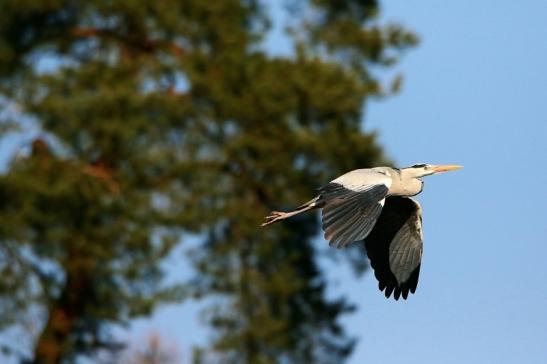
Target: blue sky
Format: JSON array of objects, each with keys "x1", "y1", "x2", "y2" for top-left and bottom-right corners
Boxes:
[
  {"x1": 1, "y1": 1, "x2": 546, "y2": 363},
  {"x1": 343, "y1": 1, "x2": 547, "y2": 363},
  {"x1": 128, "y1": 1, "x2": 547, "y2": 363}
]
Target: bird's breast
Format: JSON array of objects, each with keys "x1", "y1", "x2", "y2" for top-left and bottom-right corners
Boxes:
[{"x1": 388, "y1": 178, "x2": 423, "y2": 197}]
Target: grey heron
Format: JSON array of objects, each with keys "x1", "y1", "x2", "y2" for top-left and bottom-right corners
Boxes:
[{"x1": 262, "y1": 164, "x2": 462, "y2": 300}]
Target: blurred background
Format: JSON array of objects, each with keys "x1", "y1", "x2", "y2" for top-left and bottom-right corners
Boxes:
[{"x1": 0, "y1": 1, "x2": 546, "y2": 363}]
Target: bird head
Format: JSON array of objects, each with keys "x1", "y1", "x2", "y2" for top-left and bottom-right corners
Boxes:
[{"x1": 402, "y1": 163, "x2": 463, "y2": 179}]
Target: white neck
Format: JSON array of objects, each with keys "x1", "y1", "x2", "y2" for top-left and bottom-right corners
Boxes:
[{"x1": 388, "y1": 169, "x2": 424, "y2": 197}]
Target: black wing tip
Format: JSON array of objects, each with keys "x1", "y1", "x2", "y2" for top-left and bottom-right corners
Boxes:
[
  {"x1": 380, "y1": 282, "x2": 416, "y2": 301},
  {"x1": 384, "y1": 285, "x2": 395, "y2": 299},
  {"x1": 372, "y1": 262, "x2": 420, "y2": 301}
]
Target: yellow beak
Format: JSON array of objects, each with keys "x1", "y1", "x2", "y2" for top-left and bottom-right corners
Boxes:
[{"x1": 431, "y1": 164, "x2": 463, "y2": 173}]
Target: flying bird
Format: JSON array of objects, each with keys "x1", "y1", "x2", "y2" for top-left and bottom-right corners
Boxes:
[{"x1": 261, "y1": 164, "x2": 462, "y2": 300}]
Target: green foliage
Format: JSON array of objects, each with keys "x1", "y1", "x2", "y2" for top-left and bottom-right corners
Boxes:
[{"x1": 0, "y1": 0, "x2": 416, "y2": 363}]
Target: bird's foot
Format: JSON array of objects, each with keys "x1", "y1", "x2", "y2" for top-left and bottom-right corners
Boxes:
[{"x1": 261, "y1": 211, "x2": 287, "y2": 226}]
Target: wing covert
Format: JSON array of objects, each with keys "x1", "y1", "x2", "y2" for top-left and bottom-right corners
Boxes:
[{"x1": 319, "y1": 173, "x2": 390, "y2": 249}]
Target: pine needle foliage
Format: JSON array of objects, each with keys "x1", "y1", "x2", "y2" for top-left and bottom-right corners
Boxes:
[{"x1": 0, "y1": 1, "x2": 416, "y2": 363}]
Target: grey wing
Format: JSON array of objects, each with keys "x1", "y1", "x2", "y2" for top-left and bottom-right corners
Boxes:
[
  {"x1": 319, "y1": 170, "x2": 391, "y2": 249},
  {"x1": 389, "y1": 200, "x2": 423, "y2": 287},
  {"x1": 364, "y1": 197, "x2": 423, "y2": 300}
]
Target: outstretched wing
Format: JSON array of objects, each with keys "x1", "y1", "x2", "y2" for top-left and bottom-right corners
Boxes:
[
  {"x1": 319, "y1": 169, "x2": 391, "y2": 249},
  {"x1": 364, "y1": 197, "x2": 423, "y2": 300}
]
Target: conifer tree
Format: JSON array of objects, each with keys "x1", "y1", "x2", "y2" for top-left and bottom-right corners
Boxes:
[{"x1": 0, "y1": 1, "x2": 416, "y2": 363}]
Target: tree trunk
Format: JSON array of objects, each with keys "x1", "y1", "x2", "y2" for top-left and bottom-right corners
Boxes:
[
  {"x1": 32, "y1": 251, "x2": 90, "y2": 364},
  {"x1": 33, "y1": 304, "x2": 74, "y2": 364}
]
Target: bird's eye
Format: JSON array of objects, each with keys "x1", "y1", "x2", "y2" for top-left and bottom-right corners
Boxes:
[{"x1": 412, "y1": 164, "x2": 427, "y2": 168}]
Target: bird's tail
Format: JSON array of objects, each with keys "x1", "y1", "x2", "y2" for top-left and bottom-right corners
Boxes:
[{"x1": 261, "y1": 197, "x2": 320, "y2": 227}]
